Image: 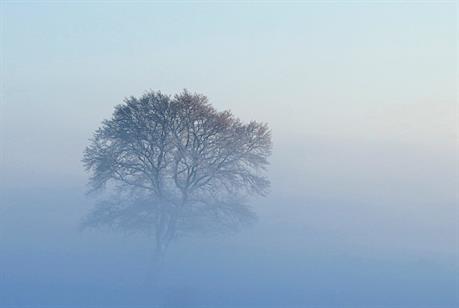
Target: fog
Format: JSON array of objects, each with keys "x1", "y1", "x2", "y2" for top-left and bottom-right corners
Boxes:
[{"x1": 1, "y1": 2, "x2": 457, "y2": 307}]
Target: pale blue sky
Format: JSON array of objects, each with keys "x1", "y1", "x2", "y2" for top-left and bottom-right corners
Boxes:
[
  {"x1": 0, "y1": 2, "x2": 457, "y2": 306},
  {"x1": 2, "y1": 2, "x2": 455, "y2": 183}
]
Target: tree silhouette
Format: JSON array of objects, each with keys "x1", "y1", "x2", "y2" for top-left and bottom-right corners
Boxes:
[{"x1": 83, "y1": 90, "x2": 272, "y2": 257}]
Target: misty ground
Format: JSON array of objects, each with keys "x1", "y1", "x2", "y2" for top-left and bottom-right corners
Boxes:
[{"x1": 1, "y1": 139, "x2": 456, "y2": 307}]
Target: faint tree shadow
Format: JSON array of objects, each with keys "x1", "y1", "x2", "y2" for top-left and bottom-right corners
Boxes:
[{"x1": 80, "y1": 192, "x2": 257, "y2": 280}]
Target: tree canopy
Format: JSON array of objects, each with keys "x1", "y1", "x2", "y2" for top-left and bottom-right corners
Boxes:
[{"x1": 83, "y1": 90, "x2": 272, "y2": 255}]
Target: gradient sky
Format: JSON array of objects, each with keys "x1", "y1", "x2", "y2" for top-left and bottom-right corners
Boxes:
[
  {"x1": 2, "y1": 2, "x2": 456, "y2": 183},
  {"x1": 0, "y1": 2, "x2": 457, "y2": 307}
]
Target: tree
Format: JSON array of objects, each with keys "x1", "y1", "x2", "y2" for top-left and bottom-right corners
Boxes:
[{"x1": 82, "y1": 90, "x2": 272, "y2": 257}]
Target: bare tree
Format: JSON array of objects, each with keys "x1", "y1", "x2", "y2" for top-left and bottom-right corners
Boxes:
[{"x1": 82, "y1": 90, "x2": 272, "y2": 257}]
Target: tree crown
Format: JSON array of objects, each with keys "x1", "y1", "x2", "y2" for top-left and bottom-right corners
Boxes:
[{"x1": 83, "y1": 90, "x2": 272, "y2": 208}]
